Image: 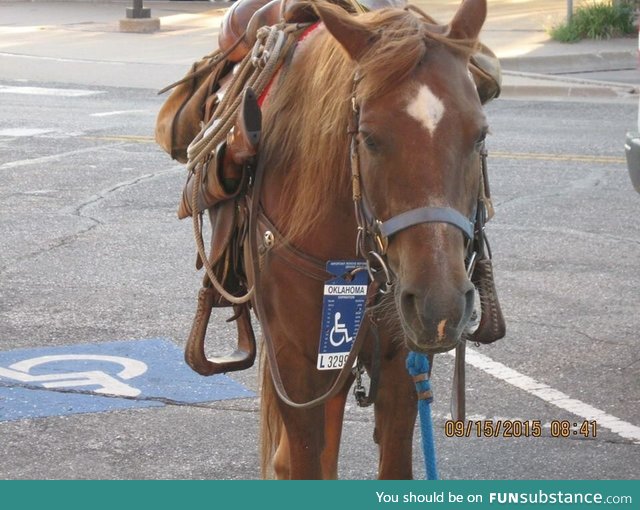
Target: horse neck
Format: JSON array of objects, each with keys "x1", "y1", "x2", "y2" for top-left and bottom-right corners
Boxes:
[{"x1": 259, "y1": 28, "x2": 358, "y2": 258}]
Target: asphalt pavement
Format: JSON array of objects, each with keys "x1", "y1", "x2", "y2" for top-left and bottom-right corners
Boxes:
[{"x1": 0, "y1": 0, "x2": 638, "y2": 481}]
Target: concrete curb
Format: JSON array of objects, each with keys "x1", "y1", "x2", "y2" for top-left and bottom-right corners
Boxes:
[
  {"x1": 501, "y1": 83, "x2": 619, "y2": 99},
  {"x1": 119, "y1": 17, "x2": 161, "y2": 33},
  {"x1": 505, "y1": 70, "x2": 638, "y2": 91},
  {"x1": 501, "y1": 69, "x2": 638, "y2": 98},
  {"x1": 501, "y1": 50, "x2": 636, "y2": 74}
]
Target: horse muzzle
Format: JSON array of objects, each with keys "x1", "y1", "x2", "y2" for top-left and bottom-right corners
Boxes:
[
  {"x1": 397, "y1": 279, "x2": 475, "y2": 354},
  {"x1": 360, "y1": 203, "x2": 479, "y2": 353}
]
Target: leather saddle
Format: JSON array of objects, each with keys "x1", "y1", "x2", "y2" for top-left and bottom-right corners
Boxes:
[
  {"x1": 219, "y1": 0, "x2": 416, "y2": 63},
  {"x1": 218, "y1": 0, "x2": 501, "y2": 102}
]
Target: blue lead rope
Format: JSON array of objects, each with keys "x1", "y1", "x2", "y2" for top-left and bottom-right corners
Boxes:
[{"x1": 406, "y1": 352, "x2": 439, "y2": 480}]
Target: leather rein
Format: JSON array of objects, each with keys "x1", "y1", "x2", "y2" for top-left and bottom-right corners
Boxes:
[{"x1": 248, "y1": 67, "x2": 491, "y2": 411}]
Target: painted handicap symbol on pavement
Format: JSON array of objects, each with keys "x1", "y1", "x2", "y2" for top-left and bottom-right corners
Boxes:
[
  {"x1": 0, "y1": 338, "x2": 254, "y2": 422},
  {"x1": 0, "y1": 354, "x2": 148, "y2": 397}
]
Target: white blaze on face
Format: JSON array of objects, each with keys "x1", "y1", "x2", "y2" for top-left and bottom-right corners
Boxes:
[{"x1": 406, "y1": 84, "x2": 445, "y2": 136}]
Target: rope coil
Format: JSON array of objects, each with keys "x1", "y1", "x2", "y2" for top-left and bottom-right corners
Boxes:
[{"x1": 186, "y1": 24, "x2": 307, "y2": 305}]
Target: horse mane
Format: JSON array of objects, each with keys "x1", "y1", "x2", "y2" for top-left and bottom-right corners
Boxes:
[{"x1": 260, "y1": 3, "x2": 479, "y2": 241}]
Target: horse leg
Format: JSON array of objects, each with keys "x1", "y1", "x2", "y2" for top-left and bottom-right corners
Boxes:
[
  {"x1": 276, "y1": 402, "x2": 326, "y2": 479},
  {"x1": 264, "y1": 372, "x2": 353, "y2": 479},
  {"x1": 272, "y1": 426, "x2": 290, "y2": 479},
  {"x1": 261, "y1": 359, "x2": 324, "y2": 480},
  {"x1": 320, "y1": 373, "x2": 354, "y2": 479},
  {"x1": 369, "y1": 338, "x2": 417, "y2": 479},
  {"x1": 260, "y1": 353, "x2": 289, "y2": 479},
  {"x1": 278, "y1": 387, "x2": 352, "y2": 480},
  {"x1": 259, "y1": 331, "x2": 329, "y2": 479}
]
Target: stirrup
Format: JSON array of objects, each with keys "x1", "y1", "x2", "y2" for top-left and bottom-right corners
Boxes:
[{"x1": 185, "y1": 290, "x2": 256, "y2": 375}]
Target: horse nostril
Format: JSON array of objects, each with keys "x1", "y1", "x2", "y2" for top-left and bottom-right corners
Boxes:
[{"x1": 400, "y1": 290, "x2": 417, "y2": 315}]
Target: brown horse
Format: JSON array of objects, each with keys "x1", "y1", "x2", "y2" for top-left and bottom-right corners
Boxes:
[{"x1": 250, "y1": 0, "x2": 488, "y2": 479}]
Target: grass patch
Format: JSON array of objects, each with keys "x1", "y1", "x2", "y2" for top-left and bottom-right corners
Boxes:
[{"x1": 549, "y1": 0, "x2": 636, "y2": 42}]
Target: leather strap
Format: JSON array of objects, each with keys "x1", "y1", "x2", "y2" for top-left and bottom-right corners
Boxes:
[
  {"x1": 380, "y1": 206, "x2": 475, "y2": 241},
  {"x1": 256, "y1": 208, "x2": 331, "y2": 282},
  {"x1": 353, "y1": 316, "x2": 381, "y2": 407},
  {"x1": 249, "y1": 151, "x2": 373, "y2": 410},
  {"x1": 450, "y1": 340, "x2": 466, "y2": 421}
]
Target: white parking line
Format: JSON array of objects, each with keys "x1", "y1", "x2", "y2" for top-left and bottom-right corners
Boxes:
[
  {"x1": 458, "y1": 348, "x2": 640, "y2": 444},
  {"x1": 0, "y1": 128, "x2": 56, "y2": 137},
  {"x1": 90, "y1": 110, "x2": 148, "y2": 117},
  {"x1": 0, "y1": 85, "x2": 104, "y2": 97},
  {"x1": 0, "y1": 143, "x2": 125, "y2": 170}
]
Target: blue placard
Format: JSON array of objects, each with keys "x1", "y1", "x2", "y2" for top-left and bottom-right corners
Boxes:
[
  {"x1": 0, "y1": 338, "x2": 254, "y2": 422},
  {"x1": 317, "y1": 261, "x2": 368, "y2": 370}
]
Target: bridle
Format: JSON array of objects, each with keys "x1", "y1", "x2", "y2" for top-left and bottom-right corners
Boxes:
[
  {"x1": 347, "y1": 70, "x2": 492, "y2": 415},
  {"x1": 347, "y1": 72, "x2": 489, "y2": 292}
]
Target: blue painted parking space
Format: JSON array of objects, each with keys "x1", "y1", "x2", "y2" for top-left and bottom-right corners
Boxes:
[{"x1": 0, "y1": 338, "x2": 255, "y2": 422}]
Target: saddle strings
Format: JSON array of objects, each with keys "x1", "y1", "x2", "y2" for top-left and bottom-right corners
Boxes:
[{"x1": 187, "y1": 24, "x2": 308, "y2": 304}]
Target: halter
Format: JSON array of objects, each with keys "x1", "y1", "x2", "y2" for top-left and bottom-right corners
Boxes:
[{"x1": 348, "y1": 72, "x2": 489, "y2": 290}]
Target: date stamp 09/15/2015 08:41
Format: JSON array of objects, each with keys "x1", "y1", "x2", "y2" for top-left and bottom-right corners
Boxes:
[{"x1": 443, "y1": 419, "x2": 598, "y2": 438}]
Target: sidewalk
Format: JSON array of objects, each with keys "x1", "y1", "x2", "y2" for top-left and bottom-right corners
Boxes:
[{"x1": 0, "y1": 0, "x2": 637, "y2": 97}]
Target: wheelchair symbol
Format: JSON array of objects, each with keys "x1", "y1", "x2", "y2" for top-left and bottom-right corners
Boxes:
[
  {"x1": 0, "y1": 354, "x2": 148, "y2": 397},
  {"x1": 329, "y1": 312, "x2": 353, "y2": 347}
]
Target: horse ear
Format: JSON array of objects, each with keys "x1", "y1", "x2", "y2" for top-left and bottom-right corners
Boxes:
[
  {"x1": 313, "y1": 2, "x2": 373, "y2": 61},
  {"x1": 448, "y1": 0, "x2": 486, "y2": 41}
]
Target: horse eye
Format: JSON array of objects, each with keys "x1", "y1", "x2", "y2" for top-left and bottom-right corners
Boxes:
[
  {"x1": 359, "y1": 131, "x2": 379, "y2": 152},
  {"x1": 474, "y1": 127, "x2": 489, "y2": 151}
]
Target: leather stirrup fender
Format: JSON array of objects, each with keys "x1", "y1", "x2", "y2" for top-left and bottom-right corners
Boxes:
[
  {"x1": 195, "y1": 199, "x2": 239, "y2": 271},
  {"x1": 177, "y1": 143, "x2": 249, "y2": 220}
]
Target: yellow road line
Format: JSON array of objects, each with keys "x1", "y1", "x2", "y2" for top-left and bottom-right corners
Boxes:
[
  {"x1": 83, "y1": 136, "x2": 627, "y2": 164},
  {"x1": 492, "y1": 151, "x2": 625, "y2": 164},
  {"x1": 83, "y1": 135, "x2": 155, "y2": 143}
]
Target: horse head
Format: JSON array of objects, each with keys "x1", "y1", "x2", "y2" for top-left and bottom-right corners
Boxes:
[{"x1": 316, "y1": 0, "x2": 488, "y2": 354}]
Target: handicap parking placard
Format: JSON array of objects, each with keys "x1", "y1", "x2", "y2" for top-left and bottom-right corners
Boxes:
[
  {"x1": 317, "y1": 261, "x2": 368, "y2": 371},
  {"x1": 0, "y1": 338, "x2": 254, "y2": 422}
]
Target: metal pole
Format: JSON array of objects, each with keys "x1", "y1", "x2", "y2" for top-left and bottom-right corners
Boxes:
[
  {"x1": 567, "y1": 0, "x2": 573, "y2": 23},
  {"x1": 127, "y1": 0, "x2": 151, "y2": 19}
]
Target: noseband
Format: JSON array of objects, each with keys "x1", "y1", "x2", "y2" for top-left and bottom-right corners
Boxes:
[{"x1": 348, "y1": 72, "x2": 488, "y2": 290}]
